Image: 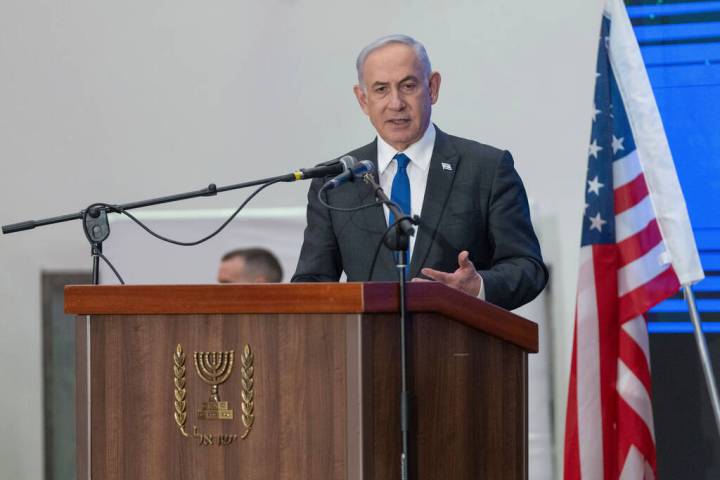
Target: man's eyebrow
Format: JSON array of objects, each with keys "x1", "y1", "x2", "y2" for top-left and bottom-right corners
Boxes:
[
  {"x1": 399, "y1": 75, "x2": 420, "y2": 83},
  {"x1": 370, "y1": 76, "x2": 420, "y2": 88}
]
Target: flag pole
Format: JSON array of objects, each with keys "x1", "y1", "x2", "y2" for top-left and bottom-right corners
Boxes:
[{"x1": 684, "y1": 284, "x2": 720, "y2": 435}]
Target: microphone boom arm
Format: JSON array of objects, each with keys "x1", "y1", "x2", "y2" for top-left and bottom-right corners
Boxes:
[{"x1": 2, "y1": 172, "x2": 299, "y2": 235}]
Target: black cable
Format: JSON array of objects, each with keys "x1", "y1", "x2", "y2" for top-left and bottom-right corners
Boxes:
[
  {"x1": 366, "y1": 215, "x2": 417, "y2": 282},
  {"x1": 317, "y1": 185, "x2": 397, "y2": 213},
  {"x1": 78, "y1": 179, "x2": 280, "y2": 283},
  {"x1": 116, "y1": 179, "x2": 281, "y2": 246},
  {"x1": 92, "y1": 245, "x2": 125, "y2": 284}
]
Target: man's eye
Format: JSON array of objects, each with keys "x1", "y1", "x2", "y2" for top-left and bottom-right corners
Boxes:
[
  {"x1": 402, "y1": 83, "x2": 417, "y2": 92},
  {"x1": 374, "y1": 86, "x2": 387, "y2": 94}
]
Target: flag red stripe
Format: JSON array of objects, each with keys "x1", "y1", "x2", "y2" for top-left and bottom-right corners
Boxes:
[
  {"x1": 618, "y1": 266, "x2": 680, "y2": 322},
  {"x1": 616, "y1": 396, "x2": 657, "y2": 472},
  {"x1": 617, "y1": 219, "x2": 663, "y2": 268},
  {"x1": 592, "y1": 245, "x2": 621, "y2": 480},
  {"x1": 564, "y1": 321, "x2": 582, "y2": 480},
  {"x1": 618, "y1": 329, "x2": 653, "y2": 401},
  {"x1": 614, "y1": 173, "x2": 649, "y2": 214}
]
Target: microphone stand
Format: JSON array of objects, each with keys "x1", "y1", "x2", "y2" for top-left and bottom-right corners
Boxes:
[
  {"x1": 2, "y1": 172, "x2": 297, "y2": 284},
  {"x1": 362, "y1": 172, "x2": 416, "y2": 480}
]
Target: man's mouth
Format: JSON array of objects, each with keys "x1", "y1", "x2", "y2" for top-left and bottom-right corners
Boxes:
[{"x1": 388, "y1": 119, "x2": 411, "y2": 126}]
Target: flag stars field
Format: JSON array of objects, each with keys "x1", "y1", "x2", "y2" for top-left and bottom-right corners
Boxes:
[
  {"x1": 587, "y1": 176, "x2": 605, "y2": 195},
  {"x1": 589, "y1": 139, "x2": 603, "y2": 159},
  {"x1": 588, "y1": 212, "x2": 607, "y2": 232},
  {"x1": 612, "y1": 135, "x2": 625, "y2": 154}
]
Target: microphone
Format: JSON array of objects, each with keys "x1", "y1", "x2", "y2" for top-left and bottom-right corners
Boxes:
[
  {"x1": 291, "y1": 155, "x2": 357, "y2": 181},
  {"x1": 322, "y1": 160, "x2": 375, "y2": 191}
]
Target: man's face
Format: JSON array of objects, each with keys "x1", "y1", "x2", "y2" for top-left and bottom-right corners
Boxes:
[
  {"x1": 354, "y1": 43, "x2": 441, "y2": 151},
  {"x1": 217, "y1": 256, "x2": 263, "y2": 283}
]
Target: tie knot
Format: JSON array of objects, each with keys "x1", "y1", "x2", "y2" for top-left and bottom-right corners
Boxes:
[{"x1": 394, "y1": 153, "x2": 410, "y2": 170}]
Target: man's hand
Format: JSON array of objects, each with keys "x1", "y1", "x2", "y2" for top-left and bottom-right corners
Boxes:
[{"x1": 413, "y1": 251, "x2": 483, "y2": 297}]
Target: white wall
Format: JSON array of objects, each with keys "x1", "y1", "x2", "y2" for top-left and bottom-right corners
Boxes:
[{"x1": 0, "y1": 0, "x2": 605, "y2": 477}]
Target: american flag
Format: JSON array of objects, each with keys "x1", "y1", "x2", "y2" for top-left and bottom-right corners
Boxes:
[{"x1": 564, "y1": 1, "x2": 704, "y2": 479}]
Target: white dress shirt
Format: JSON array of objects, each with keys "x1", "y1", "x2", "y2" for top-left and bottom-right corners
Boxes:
[
  {"x1": 376, "y1": 123, "x2": 436, "y2": 260},
  {"x1": 375, "y1": 123, "x2": 486, "y2": 299}
]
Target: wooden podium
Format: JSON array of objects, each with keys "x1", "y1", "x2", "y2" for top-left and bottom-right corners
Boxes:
[{"x1": 65, "y1": 282, "x2": 538, "y2": 480}]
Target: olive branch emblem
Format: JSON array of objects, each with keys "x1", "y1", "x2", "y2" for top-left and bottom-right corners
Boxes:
[
  {"x1": 240, "y1": 344, "x2": 255, "y2": 438},
  {"x1": 173, "y1": 344, "x2": 189, "y2": 437}
]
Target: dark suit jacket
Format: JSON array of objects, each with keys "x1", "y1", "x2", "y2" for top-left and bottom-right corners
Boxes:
[{"x1": 292, "y1": 127, "x2": 548, "y2": 310}]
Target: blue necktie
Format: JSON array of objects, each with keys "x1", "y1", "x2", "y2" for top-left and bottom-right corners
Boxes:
[
  {"x1": 389, "y1": 153, "x2": 411, "y2": 227},
  {"x1": 389, "y1": 153, "x2": 411, "y2": 269}
]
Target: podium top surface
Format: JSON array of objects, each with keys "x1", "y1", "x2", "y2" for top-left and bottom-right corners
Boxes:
[{"x1": 64, "y1": 282, "x2": 538, "y2": 352}]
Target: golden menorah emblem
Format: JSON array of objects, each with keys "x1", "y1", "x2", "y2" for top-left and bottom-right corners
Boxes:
[{"x1": 193, "y1": 350, "x2": 235, "y2": 420}]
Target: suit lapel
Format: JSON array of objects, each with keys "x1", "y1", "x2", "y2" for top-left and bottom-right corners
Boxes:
[
  {"x1": 352, "y1": 140, "x2": 398, "y2": 279},
  {"x1": 409, "y1": 127, "x2": 459, "y2": 277}
]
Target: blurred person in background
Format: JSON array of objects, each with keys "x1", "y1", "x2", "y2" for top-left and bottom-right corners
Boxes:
[{"x1": 217, "y1": 247, "x2": 283, "y2": 283}]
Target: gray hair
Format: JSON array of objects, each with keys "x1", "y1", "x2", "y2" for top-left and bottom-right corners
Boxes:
[{"x1": 355, "y1": 34, "x2": 432, "y2": 89}]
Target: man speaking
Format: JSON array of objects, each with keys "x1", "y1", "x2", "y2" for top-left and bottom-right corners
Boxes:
[{"x1": 292, "y1": 34, "x2": 547, "y2": 310}]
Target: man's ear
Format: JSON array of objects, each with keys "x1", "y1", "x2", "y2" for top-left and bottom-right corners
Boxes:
[
  {"x1": 353, "y1": 84, "x2": 370, "y2": 115},
  {"x1": 428, "y1": 71, "x2": 441, "y2": 105}
]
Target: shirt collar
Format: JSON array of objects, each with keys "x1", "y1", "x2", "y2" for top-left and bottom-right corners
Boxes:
[{"x1": 377, "y1": 123, "x2": 436, "y2": 174}]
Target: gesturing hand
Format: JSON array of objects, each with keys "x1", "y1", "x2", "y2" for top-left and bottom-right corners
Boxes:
[{"x1": 413, "y1": 250, "x2": 483, "y2": 297}]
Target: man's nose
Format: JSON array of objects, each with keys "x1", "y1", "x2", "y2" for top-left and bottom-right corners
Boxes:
[{"x1": 388, "y1": 89, "x2": 405, "y2": 110}]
